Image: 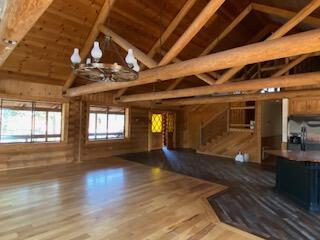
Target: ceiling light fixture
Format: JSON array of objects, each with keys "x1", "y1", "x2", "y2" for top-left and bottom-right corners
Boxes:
[{"x1": 70, "y1": 36, "x2": 139, "y2": 82}]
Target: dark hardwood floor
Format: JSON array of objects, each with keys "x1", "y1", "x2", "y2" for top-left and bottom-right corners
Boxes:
[{"x1": 119, "y1": 148, "x2": 320, "y2": 240}]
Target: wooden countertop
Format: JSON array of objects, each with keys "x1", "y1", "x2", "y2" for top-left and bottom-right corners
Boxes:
[{"x1": 266, "y1": 150, "x2": 320, "y2": 163}]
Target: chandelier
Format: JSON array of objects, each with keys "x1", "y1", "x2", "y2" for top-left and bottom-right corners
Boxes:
[{"x1": 70, "y1": 36, "x2": 139, "y2": 82}]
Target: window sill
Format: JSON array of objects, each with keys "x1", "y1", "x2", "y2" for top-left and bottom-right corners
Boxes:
[
  {"x1": 85, "y1": 138, "x2": 129, "y2": 145},
  {"x1": 0, "y1": 141, "x2": 68, "y2": 150}
]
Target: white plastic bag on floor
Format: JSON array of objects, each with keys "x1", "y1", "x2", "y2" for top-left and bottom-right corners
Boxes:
[{"x1": 235, "y1": 152, "x2": 244, "y2": 162}]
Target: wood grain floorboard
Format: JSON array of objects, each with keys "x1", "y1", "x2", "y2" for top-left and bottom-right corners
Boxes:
[
  {"x1": 0, "y1": 156, "x2": 260, "y2": 240},
  {"x1": 120, "y1": 148, "x2": 320, "y2": 240}
]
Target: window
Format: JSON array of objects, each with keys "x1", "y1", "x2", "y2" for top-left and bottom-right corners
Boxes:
[
  {"x1": 0, "y1": 100, "x2": 62, "y2": 143},
  {"x1": 151, "y1": 114, "x2": 163, "y2": 133},
  {"x1": 88, "y1": 106, "x2": 127, "y2": 141}
]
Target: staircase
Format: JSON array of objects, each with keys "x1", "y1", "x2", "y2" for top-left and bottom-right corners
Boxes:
[{"x1": 197, "y1": 131, "x2": 258, "y2": 160}]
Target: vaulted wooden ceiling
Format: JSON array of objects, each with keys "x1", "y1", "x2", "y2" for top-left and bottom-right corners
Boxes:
[{"x1": 1, "y1": 0, "x2": 320, "y2": 99}]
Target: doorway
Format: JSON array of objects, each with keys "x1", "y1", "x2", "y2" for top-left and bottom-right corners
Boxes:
[{"x1": 148, "y1": 111, "x2": 176, "y2": 151}]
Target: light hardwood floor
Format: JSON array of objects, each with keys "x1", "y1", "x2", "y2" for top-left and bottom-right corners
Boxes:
[{"x1": 0, "y1": 157, "x2": 262, "y2": 240}]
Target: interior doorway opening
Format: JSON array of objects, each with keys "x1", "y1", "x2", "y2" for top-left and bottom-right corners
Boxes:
[{"x1": 149, "y1": 111, "x2": 176, "y2": 151}]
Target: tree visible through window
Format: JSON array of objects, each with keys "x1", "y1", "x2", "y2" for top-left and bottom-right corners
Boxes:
[
  {"x1": 152, "y1": 114, "x2": 163, "y2": 133},
  {"x1": 88, "y1": 106, "x2": 127, "y2": 141},
  {"x1": 0, "y1": 100, "x2": 62, "y2": 143}
]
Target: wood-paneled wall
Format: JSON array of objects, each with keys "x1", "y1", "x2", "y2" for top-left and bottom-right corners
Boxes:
[{"x1": 0, "y1": 81, "x2": 150, "y2": 170}]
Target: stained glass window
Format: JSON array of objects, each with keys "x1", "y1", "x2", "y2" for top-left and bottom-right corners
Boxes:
[{"x1": 152, "y1": 114, "x2": 162, "y2": 133}]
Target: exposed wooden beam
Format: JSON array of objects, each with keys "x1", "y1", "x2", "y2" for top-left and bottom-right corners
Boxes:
[
  {"x1": 158, "y1": 0, "x2": 225, "y2": 66},
  {"x1": 272, "y1": 54, "x2": 312, "y2": 77},
  {"x1": 0, "y1": 0, "x2": 53, "y2": 66},
  {"x1": 166, "y1": 4, "x2": 252, "y2": 91},
  {"x1": 250, "y1": 52, "x2": 317, "y2": 94},
  {"x1": 100, "y1": 26, "x2": 157, "y2": 68},
  {"x1": 201, "y1": 4, "x2": 252, "y2": 56},
  {"x1": 216, "y1": 0, "x2": 320, "y2": 84},
  {"x1": 99, "y1": 28, "x2": 216, "y2": 97},
  {"x1": 147, "y1": 0, "x2": 197, "y2": 59},
  {"x1": 63, "y1": 0, "x2": 116, "y2": 91},
  {"x1": 66, "y1": 29, "x2": 320, "y2": 97},
  {"x1": 117, "y1": 72, "x2": 320, "y2": 102},
  {"x1": 160, "y1": 89, "x2": 320, "y2": 106},
  {"x1": 252, "y1": 3, "x2": 320, "y2": 27},
  {"x1": 117, "y1": 0, "x2": 197, "y2": 97}
]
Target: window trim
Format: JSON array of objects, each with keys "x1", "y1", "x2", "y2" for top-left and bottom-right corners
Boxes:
[
  {"x1": 0, "y1": 98, "x2": 67, "y2": 145},
  {"x1": 86, "y1": 104, "x2": 130, "y2": 143}
]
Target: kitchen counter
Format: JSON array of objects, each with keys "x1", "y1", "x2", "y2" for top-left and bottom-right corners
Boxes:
[
  {"x1": 267, "y1": 150, "x2": 320, "y2": 212},
  {"x1": 266, "y1": 150, "x2": 320, "y2": 162}
]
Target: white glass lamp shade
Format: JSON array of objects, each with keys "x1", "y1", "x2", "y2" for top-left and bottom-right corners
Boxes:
[
  {"x1": 125, "y1": 49, "x2": 136, "y2": 65},
  {"x1": 86, "y1": 58, "x2": 91, "y2": 64},
  {"x1": 71, "y1": 48, "x2": 81, "y2": 65},
  {"x1": 91, "y1": 41, "x2": 103, "y2": 61},
  {"x1": 125, "y1": 49, "x2": 140, "y2": 72}
]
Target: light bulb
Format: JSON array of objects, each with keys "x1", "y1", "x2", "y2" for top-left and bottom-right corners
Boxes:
[
  {"x1": 91, "y1": 41, "x2": 102, "y2": 62},
  {"x1": 70, "y1": 48, "x2": 81, "y2": 65},
  {"x1": 125, "y1": 49, "x2": 136, "y2": 65},
  {"x1": 86, "y1": 58, "x2": 91, "y2": 64}
]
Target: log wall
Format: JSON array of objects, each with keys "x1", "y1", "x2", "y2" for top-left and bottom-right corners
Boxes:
[{"x1": 0, "y1": 81, "x2": 149, "y2": 170}]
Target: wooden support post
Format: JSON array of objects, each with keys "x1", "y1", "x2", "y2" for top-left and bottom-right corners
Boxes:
[
  {"x1": 66, "y1": 29, "x2": 320, "y2": 97},
  {"x1": 158, "y1": 0, "x2": 225, "y2": 66},
  {"x1": 117, "y1": 72, "x2": 320, "y2": 102},
  {"x1": 63, "y1": 0, "x2": 116, "y2": 90},
  {"x1": 0, "y1": 0, "x2": 54, "y2": 66},
  {"x1": 216, "y1": 0, "x2": 320, "y2": 84}
]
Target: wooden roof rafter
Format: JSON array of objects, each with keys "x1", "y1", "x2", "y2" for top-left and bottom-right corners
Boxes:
[
  {"x1": 215, "y1": 0, "x2": 320, "y2": 85},
  {"x1": 116, "y1": 72, "x2": 320, "y2": 102},
  {"x1": 116, "y1": 0, "x2": 198, "y2": 97},
  {"x1": 66, "y1": 28, "x2": 320, "y2": 97}
]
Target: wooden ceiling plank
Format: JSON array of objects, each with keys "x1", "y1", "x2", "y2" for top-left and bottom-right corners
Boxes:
[
  {"x1": 148, "y1": 0, "x2": 197, "y2": 59},
  {"x1": 167, "y1": 4, "x2": 253, "y2": 91},
  {"x1": 215, "y1": 0, "x2": 320, "y2": 85},
  {"x1": 117, "y1": 0, "x2": 197, "y2": 97},
  {"x1": 252, "y1": 3, "x2": 320, "y2": 27},
  {"x1": 158, "y1": 0, "x2": 225, "y2": 66},
  {"x1": 0, "y1": 0, "x2": 54, "y2": 66},
  {"x1": 63, "y1": 0, "x2": 116, "y2": 91},
  {"x1": 66, "y1": 28, "x2": 320, "y2": 97},
  {"x1": 160, "y1": 89, "x2": 320, "y2": 106},
  {"x1": 117, "y1": 72, "x2": 320, "y2": 102},
  {"x1": 0, "y1": 71, "x2": 65, "y2": 86},
  {"x1": 201, "y1": 4, "x2": 252, "y2": 56}
]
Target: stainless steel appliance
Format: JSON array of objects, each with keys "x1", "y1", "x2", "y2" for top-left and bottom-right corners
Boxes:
[{"x1": 288, "y1": 116, "x2": 320, "y2": 151}]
